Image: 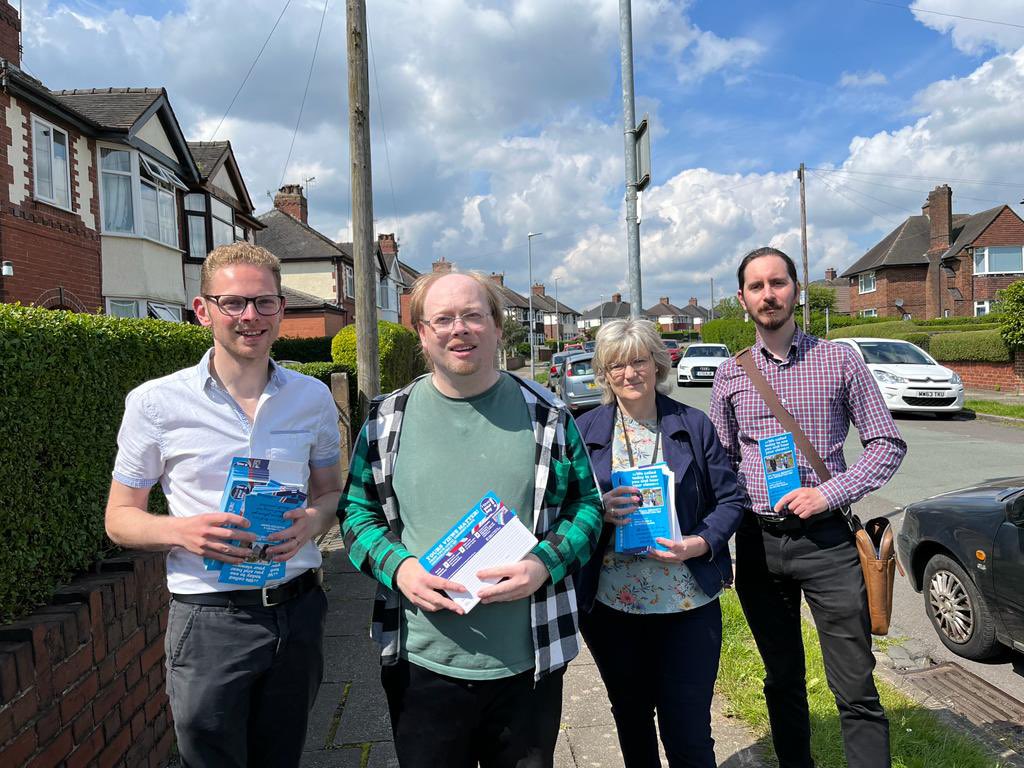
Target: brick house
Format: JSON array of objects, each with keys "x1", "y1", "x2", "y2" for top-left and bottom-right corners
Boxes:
[
  {"x1": 529, "y1": 283, "x2": 580, "y2": 343},
  {"x1": 643, "y1": 296, "x2": 708, "y2": 331},
  {"x1": 808, "y1": 268, "x2": 852, "y2": 315},
  {"x1": 843, "y1": 185, "x2": 1024, "y2": 319},
  {"x1": 579, "y1": 293, "x2": 631, "y2": 331},
  {"x1": 397, "y1": 259, "x2": 421, "y2": 332}
]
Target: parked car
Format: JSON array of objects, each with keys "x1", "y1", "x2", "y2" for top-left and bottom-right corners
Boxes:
[
  {"x1": 583, "y1": 340, "x2": 596, "y2": 353},
  {"x1": 662, "y1": 339, "x2": 681, "y2": 365},
  {"x1": 557, "y1": 352, "x2": 602, "y2": 412},
  {"x1": 548, "y1": 351, "x2": 572, "y2": 392},
  {"x1": 832, "y1": 337, "x2": 964, "y2": 416},
  {"x1": 676, "y1": 343, "x2": 730, "y2": 386},
  {"x1": 896, "y1": 477, "x2": 1024, "y2": 660},
  {"x1": 563, "y1": 343, "x2": 583, "y2": 353}
]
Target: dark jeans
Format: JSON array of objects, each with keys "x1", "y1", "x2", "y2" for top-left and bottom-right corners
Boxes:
[
  {"x1": 381, "y1": 659, "x2": 564, "y2": 768},
  {"x1": 165, "y1": 586, "x2": 327, "y2": 768},
  {"x1": 579, "y1": 599, "x2": 722, "y2": 768},
  {"x1": 735, "y1": 513, "x2": 889, "y2": 768}
]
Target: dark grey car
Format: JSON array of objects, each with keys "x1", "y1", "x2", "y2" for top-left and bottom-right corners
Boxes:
[{"x1": 557, "y1": 352, "x2": 602, "y2": 412}]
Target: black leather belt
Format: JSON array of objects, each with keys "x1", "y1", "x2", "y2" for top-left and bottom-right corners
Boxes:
[
  {"x1": 172, "y1": 568, "x2": 322, "y2": 608},
  {"x1": 754, "y1": 509, "x2": 837, "y2": 533}
]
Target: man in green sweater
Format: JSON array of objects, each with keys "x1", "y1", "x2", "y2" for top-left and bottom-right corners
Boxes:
[{"x1": 340, "y1": 270, "x2": 603, "y2": 768}]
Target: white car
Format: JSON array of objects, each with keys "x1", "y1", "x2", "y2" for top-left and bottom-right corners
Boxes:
[
  {"x1": 677, "y1": 343, "x2": 731, "y2": 386},
  {"x1": 832, "y1": 337, "x2": 964, "y2": 416}
]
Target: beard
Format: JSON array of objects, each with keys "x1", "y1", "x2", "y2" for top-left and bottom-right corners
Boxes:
[{"x1": 753, "y1": 300, "x2": 795, "y2": 331}]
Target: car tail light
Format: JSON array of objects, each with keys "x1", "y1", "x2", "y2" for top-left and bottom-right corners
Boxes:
[
  {"x1": 565, "y1": 367, "x2": 573, "y2": 377},
  {"x1": 550, "y1": 366, "x2": 557, "y2": 375}
]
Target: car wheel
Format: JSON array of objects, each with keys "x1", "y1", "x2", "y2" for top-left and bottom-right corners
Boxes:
[{"x1": 922, "y1": 554, "x2": 1000, "y2": 660}]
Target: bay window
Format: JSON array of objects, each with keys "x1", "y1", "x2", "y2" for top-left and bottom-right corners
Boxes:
[{"x1": 99, "y1": 146, "x2": 187, "y2": 248}]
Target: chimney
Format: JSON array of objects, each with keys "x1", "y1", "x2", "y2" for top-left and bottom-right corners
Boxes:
[
  {"x1": 0, "y1": 2, "x2": 21, "y2": 68},
  {"x1": 824, "y1": 268, "x2": 837, "y2": 281},
  {"x1": 659, "y1": 296, "x2": 670, "y2": 306},
  {"x1": 432, "y1": 257, "x2": 453, "y2": 274},
  {"x1": 273, "y1": 184, "x2": 308, "y2": 225},
  {"x1": 612, "y1": 293, "x2": 622, "y2": 303},
  {"x1": 489, "y1": 272, "x2": 504, "y2": 287},
  {"x1": 378, "y1": 233, "x2": 398, "y2": 256},
  {"x1": 688, "y1": 297, "x2": 698, "y2": 306},
  {"x1": 532, "y1": 283, "x2": 545, "y2": 296},
  {"x1": 926, "y1": 185, "x2": 953, "y2": 254}
]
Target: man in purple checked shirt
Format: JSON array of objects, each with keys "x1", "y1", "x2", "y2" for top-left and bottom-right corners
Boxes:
[{"x1": 710, "y1": 247, "x2": 907, "y2": 768}]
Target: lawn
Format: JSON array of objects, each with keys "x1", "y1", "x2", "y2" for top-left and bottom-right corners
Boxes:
[
  {"x1": 717, "y1": 590, "x2": 1003, "y2": 768},
  {"x1": 965, "y1": 399, "x2": 1024, "y2": 421}
]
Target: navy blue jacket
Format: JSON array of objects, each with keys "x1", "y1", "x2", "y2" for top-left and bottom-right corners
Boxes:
[{"x1": 574, "y1": 393, "x2": 745, "y2": 612}]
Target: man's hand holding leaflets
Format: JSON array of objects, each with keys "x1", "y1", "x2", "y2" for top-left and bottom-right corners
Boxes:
[
  {"x1": 774, "y1": 486, "x2": 829, "y2": 519},
  {"x1": 174, "y1": 512, "x2": 257, "y2": 563}
]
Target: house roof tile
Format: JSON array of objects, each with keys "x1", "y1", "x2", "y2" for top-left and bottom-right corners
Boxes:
[
  {"x1": 255, "y1": 209, "x2": 351, "y2": 262},
  {"x1": 52, "y1": 87, "x2": 165, "y2": 131}
]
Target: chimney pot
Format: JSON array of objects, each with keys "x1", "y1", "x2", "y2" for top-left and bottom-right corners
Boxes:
[
  {"x1": 378, "y1": 233, "x2": 398, "y2": 256},
  {"x1": 659, "y1": 296, "x2": 670, "y2": 305},
  {"x1": 273, "y1": 184, "x2": 308, "y2": 225},
  {"x1": 431, "y1": 257, "x2": 453, "y2": 274},
  {"x1": 688, "y1": 297, "x2": 698, "y2": 306},
  {"x1": 489, "y1": 272, "x2": 504, "y2": 286},
  {"x1": 825, "y1": 267, "x2": 837, "y2": 281},
  {"x1": 612, "y1": 293, "x2": 622, "y2": 303},
  {"x1": 532, "y1": 283, "x2": 545, "y2": 296}
]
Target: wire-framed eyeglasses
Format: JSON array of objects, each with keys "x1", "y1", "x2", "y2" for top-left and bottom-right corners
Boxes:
[
  {"x1": 203, "y1": 294, "x2": 284, "y2": 317},
  {"x1": 420, "y1": 312, "x2": 488, "y2": 332}
]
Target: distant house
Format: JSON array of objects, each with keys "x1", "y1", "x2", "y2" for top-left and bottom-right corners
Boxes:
[
  {"x1": 808, "y1": 268, "x2": 851, "y2": 315},
  {"x1": 397, "y1": 259, "x2": 422, "y2": 332},
  {"x1": 842, "y1": 185, "x2": 1024, "y2": 319},
  {"x1": 279, "y1": 285, "x2": 348, "y2": 339},
  {"x1": 529, "y1": 283, "x2": 580, "y2": 343},
  {"x1": 643, "y1": 296, "x2": 708, "y2": 331},
  {"x1": 579, "y1": 293, "x2": 631, "y2": 331},
  {"x1": 486, "y1": 272, "x2": 542, "y2": 345}
]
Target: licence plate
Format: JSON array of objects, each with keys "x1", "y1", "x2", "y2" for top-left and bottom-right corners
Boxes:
[
  {"x1": 695, "y1": 369, "x2": 714, "y2": 377},
  {"x1": 586, "y1": 382, "x2": 597, "y2": 389},
  {"x1": 915, "y1": 390, "x2": 946, "y2": 398}
]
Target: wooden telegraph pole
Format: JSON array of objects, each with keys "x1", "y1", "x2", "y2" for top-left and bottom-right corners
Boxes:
[
  {"x1": 347, "y1": 0, "x2": 380, "y2": 408},
  {"x1": 798, "y1": 162, "x2": 810, "y2": 331}
]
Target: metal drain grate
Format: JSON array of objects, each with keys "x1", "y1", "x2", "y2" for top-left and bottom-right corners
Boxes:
[{"x1": 902, "y1": 663, "x2": 1024, "y2": 728}]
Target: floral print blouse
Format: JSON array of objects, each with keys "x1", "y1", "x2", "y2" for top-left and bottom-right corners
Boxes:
[{"x1": 594, "y1": 411, "x2": 719, "y2": 614}]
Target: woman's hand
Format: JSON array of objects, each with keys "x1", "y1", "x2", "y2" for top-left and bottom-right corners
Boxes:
[
  {"x1": 646, "y1": 535, "x2": 710, "y2": 564},
  {"x1": 602, "y1": 485, "x2": 640, "y2": 526}
]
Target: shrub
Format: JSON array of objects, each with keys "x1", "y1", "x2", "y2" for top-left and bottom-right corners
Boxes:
[
  {"x1": 515, "y1": 342, "x2": 531, "y2": 357},
  {"x1": 808, "y1": 314, "x2": 885, "y2": 337},
  {"x1": 998, "y1": 280, "x2": 1024, "y2": 350},
  {"x1": 660, "y1": 330, "x2": 700, "y2": 342},
  {"x1": 331, "y1": 320, "x2": 426, "y2": 394},
  {"x1": 827, "y1": 320, "x2": 918, "y2": 340},
  {"x1": 272, "y1": 335, "x2": 333, "y2": 363},
  {"x1": 0, "y1": 306, "x2": 212, "y2": 621},
  {"x1": 930, "y1": 329, "x2": 1012, "y2": 363},
  {"x1": 701, "y1": 319, "x2": 756, "y2": 352}
]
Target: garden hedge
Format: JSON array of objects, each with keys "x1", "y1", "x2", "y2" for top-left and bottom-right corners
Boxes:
[
  {"x1": 0, "y1": 305, "x2": 212, "y2": 621},
  {"x1": 661, "y1": 330, "x2": 700, "y2": 342},
  {"x1": 700, "y1": 319, "x2": 756, "y2": 352},
  {"x1": 272, "y1": 335, "x2": 333, "y2": 363},
  {"x1": 929, "y1": 329, "x2": 1012, "y2": 363},
  {"x1": 331, "y1": 319, "x2": 426, "y2": 394}
]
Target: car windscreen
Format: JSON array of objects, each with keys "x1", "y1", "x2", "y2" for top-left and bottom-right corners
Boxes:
[
  {"x1": 583, "y1": 341, "x2": 596, "y2": 352},
  {"x1": 553, "y1": 353, "x2": 570, "y2": 364},
  {"x1": 569, "y1": 359, "x2": 594, "y2": 376},
  {"x1": 857, "y1": 341, "x2": 932, "y2": 365},
  {"x1": 663, "y1": 340, "x2": 679, "y2": 349},
  {"x1": 684, "y1": 346, "x2": 728, "y2": 358}
]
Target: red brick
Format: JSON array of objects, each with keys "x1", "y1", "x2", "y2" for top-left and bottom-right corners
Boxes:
[
  {"x1": 35, "y1": 604, "x2": 90, "y2": 652},
  {"x1": 11, "y1": 688, "x2": 39, "y2": 730},
  {"x1": 96, "y1": 655, "x2": 115, "y2": 687},
  {"x1": 100, "y1": 708, "x2": 120, "y2": 742},
  {"x1": 140, "y1": 637, "x2": 164, "y2": 675},
  {"x1": 91, "y1": 675, "x2": 125, "y2": 723},
  {"x1": 65, "y1": 728, "x2": 104, "y2": 768},
  {"x1": 33, "y1": 707, "x2": 61, "y2": 742},
  {"x1": 152, "y1": 726, "x2": 174, "y2": 767},
  {"x1": 58, "y1": 670, "x2": 97, "y2": 725},
  {"x1": 0, "y1": 705, "x2": 14, "y2": 744},
  {"x1": 147, "y1": 665, "x2": 165, "y2": 695},
  {"x1": 130, "y1": 709, "x2": 146, "y2": 741},
  {"x1": 26, "y1": 726, "x2": 72, "y2": 768},
  {"x1": 122, "y1": 678, "x2": 149, "y2": 719},
  {"x1": 1, "y1": 726, "x2": 38, "y2": 766},
  {"x1": 70, "y1": 705, "x2": 94, "y2": 742},
  {"x1": 144, "y1": 690, "x2": 168, "y2": 722},
  {"x1": 52, "y1": 644, "x2": 93, "y2": 693},
  {"x1": 97, "y1": 724, "x2": 131, "y2": 768},
  {"x1": 0, "y1": 641, "x2": 33, "y2": 698},
  {"x1": 115, "y1": 629, "x2": 145, "y2": 672}
]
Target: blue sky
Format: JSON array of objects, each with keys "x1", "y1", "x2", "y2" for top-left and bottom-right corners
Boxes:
[{"x1": 22, "y1": 0, "x2": 1024, "y2": 311}]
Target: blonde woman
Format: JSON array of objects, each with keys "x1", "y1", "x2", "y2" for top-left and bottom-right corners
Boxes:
[{"x1": 574, "y1": 319, "x2": 744, "y2": 768}]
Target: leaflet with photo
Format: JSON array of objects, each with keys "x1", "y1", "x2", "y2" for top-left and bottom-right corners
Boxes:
[
  {"x1": 419, "y1": 491, "x2": 538, "y2": 613},
  {"x1": 217, "y1": 485, "x2": 307, "y2": 587},
  {"x1": 758, "y1": 432, "x2": 801, "y2": 511},
  {"x1": 611, "y1": 463, "x2": 680, "y2": 555}
]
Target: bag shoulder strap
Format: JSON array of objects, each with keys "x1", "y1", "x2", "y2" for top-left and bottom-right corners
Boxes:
[{"x1": 735, "y1": 348, "x2": 832, "y2": 484}]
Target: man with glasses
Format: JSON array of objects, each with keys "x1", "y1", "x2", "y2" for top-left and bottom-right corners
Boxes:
[
  {"x1": 105, "y1": 243, "x2": 342, "y2": 767},
  {"x1": 341, "y1": 270, "x2": 603, "y2": 768}
]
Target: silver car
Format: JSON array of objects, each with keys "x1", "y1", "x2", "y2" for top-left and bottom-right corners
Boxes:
[
  {"x1": 557, "y1": 352, "x2": 602, "y2": 412},
  {"x1": 547, "y1": 352, "x2": 572, "y2": 392}
]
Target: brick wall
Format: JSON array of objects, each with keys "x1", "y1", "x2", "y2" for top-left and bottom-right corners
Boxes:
[
  {"x1": 945, "y1": 350, "x2": 1024, "y2": 395},
  {"x1": 849, "y1": 265, "x2": 928, "y2": 319},
  {"x1": 280, "y1": 314, "x2": 327, "y2": 339},
  {"x1": 0, "y1": 552, "x2": 174, "y2": 768}
]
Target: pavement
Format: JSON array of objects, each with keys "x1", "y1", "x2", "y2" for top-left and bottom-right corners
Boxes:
[{"x1": 300, "y1": 526, "x2": 772, "y2": 768}]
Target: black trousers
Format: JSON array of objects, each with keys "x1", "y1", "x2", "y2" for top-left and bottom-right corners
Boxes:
[
  {"x1": 579, "y1": 599, "x2": 722, "y2": 768},
  {"x1": 381, "y1": 659, "x2": 564, "y2": 768},
  {"x1": 735, "y1": 512, "x2": 889, "y2": 768}
]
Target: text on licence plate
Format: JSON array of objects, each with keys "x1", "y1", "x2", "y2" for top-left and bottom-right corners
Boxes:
[
  {"x1": 586, "y1": 382, "x2": 597, "y2": 389},
  {"x1": 915, "y1": 390, "x2": 946, "y2": 397}
]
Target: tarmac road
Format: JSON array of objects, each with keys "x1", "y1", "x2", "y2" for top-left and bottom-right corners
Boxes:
[{"x1": 670, "y1": 382, "x2": 1024, "y2": 702}]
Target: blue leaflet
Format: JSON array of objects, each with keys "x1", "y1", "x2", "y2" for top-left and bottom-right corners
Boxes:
[
  {"x1": 217, "y1": 485, "x2": 306, "y2": 587},
  {"x1": 611, "y1": 463, "x2": 677, "y2": 555},
  {"x1": 758, "y1": 432, "x2": 801, "y2": 512}
]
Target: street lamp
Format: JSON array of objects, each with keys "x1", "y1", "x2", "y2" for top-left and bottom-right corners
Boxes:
[
  {"x1": 527, "y1": 232, "x2": 543, "y2": 378},
  {"x1": 552, "y1": 276, "x2": 561, "y2": 353}
]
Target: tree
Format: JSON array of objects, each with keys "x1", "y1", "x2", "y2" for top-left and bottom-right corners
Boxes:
[
  {"x1": 501, "y1": 315, "x2": 526, "y2": 356},
  {"x1": 712, "y1": 297, "x2": 745, "y2": 320},
  {"x1": 997, "y1": 280, "x2": 1024, "y2": 349},
  {"x1": 807, "y1": 284, "x2": 836, "y2": 313}
]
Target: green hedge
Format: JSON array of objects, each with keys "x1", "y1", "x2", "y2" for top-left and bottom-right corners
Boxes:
[
  {"x1": 0, "y1": 306, "x2": 213, "y2": 621},
  {"x1": 701, "y1": 319, "x2": 756, "y2": 352},
  {"x1": 827, "y1": 320, "x2": 918, "y2": 340},
  {"x1": 661, "y1": 330, "x2": 700, "y2": 342},
  {"x1": 272, "y1": 335, "x2": 333, "y2": 363},
  {"x1": 331, "y1": 320, "x2": 426, "y2": 394},
  {"x1": 916, "y1": 315, "x2": 1003, "y2": 327},
  {"x1": 929, "y1": 329, "x2": 1011, "y2": 363}
]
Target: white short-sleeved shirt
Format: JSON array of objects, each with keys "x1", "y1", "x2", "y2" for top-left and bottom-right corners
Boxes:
[{"x1": 112, "y1": 348, "x2": 342, "y2": 594}]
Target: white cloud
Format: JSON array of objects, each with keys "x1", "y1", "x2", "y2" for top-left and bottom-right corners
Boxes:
[
  {"x1": 909, "y1": 0, "x2": 1024, "y2": 55},
  {"x1": 839, "y1": 70, "x2": 888, "y2": 88}
]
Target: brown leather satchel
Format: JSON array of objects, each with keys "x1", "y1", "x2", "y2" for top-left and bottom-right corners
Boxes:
[{"x1": 736, "y1": 349, "x2": 899, "y2": 635}]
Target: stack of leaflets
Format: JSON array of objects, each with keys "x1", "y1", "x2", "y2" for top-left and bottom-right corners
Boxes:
[
  {"x1": 203, "y1": 457, "x2": 307, "y2": 587},
  {"x1": 758, "y1": 432, "x2": 801, "y2": 512},
  {"x1": 419, "y1": 491, "x2": 538, "y2": 613},
  {"x1": 611, "y1": 463, "x2": 680, "y2": 555}
]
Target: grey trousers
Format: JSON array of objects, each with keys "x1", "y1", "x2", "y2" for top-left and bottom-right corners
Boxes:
[{"x1": 165, "y1": 586, "x2": 327, "y2": 768}]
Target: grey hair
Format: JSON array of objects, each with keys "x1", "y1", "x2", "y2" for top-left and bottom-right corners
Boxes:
[{"x1": 592, "y1": 319, "x2": 673, "y2": 404}]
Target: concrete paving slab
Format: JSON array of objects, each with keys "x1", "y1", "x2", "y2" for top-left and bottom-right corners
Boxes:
[
  {"x1": 332, "y1": 679, "x2": 393, "y2": 746},
  {"x1": 304, "y1": 681, "x2": 346, "y2": 752},
  {"x1": 324, "y1": 598, "x2": 372, "y2": 637},
  {"x1": 562, "y1": 723, "x2": 625, "y2": 767},
  {"x1": 323, "y1": 634, "x2": 382, "y2": 683},
  {"x1": 561, "y1": 664, "x2": 615, "y2": 727}
]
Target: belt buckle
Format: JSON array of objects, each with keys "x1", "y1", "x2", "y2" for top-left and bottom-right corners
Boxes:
[{"x1": 261, "y1": 583, "x2": 280, "y2": 608}]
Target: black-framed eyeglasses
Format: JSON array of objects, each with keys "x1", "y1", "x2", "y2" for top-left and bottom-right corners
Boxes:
[{"x1": 203, "y1": 294, "x2": 284, "y2": 317}]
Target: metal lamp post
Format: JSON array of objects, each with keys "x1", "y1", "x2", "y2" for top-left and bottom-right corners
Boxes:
[
  {"x1": 552, "y1": 276, "x2": 561, "y2": 353},
  {"x1": 527, "y1": 232, "x2": 543, "y2": 378}
]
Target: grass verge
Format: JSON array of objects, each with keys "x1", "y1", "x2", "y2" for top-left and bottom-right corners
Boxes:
[
  {"x1": 965, "y1": 399, "x2": 1024, "y2": 420},
  {"x1": 717, "y1": 590, "x2": 1002, "y2": 767},
  {"x1": 535, "y1": 371, "x2": 549, "y2": 386}
]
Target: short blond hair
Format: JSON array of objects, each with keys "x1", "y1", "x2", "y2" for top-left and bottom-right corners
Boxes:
[
  {"x1": 408, "y1": 270, "x2": 505, "y2": 328},
  {"x1": 592, "y1": 319, "x2": 673, "y2": 404},
  {"x1": 200, "y1": 243, "x2": 282, "y2": 294}
]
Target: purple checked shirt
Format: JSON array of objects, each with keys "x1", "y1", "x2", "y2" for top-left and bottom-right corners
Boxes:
[{"x1": 709, "y1": 327, "x2": 907, "y2": 516}]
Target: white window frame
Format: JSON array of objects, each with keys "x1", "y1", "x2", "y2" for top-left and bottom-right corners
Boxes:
[
  {"x1": 97, "y1": 143, "x2": 184, "y2": 250},
  {"x1": 858, "y1": 271, "x2": 876, "y2": 294},
  {"x1": 31, "y1": 115, "x2": 72, "y2": 211},
  {"x1": 378, "y1": 275, "x2": 391, "y2": 310},
  {"x1": 343, "y1": 265, "x2": 355, "y2": 299},
  {"x1": 860, "y1": 308, "x2": 878, "y2": 318},
  {"x1": 973, "y1": 246, "x2": 1024, "y2": 275},
  {"x1": 105, "y1": 297, "x2": 183, "y2": 322},
  {"x1": 975, "y1": 300, "x2": 991, "y2": 317}
]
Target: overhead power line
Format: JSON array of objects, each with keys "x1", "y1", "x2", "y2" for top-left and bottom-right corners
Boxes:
[
  {"x1": 208, "y1": 0, "x2": 293, "y2": 142},
  {"x1": 809, "y1": 167, "x2": 1024, "y2": 190},
  {"x1": 861, "y1": 0, "x2": 1024, "y2": 31},
  {"x1": 368, "y1": 27, "x2": 402, "y2": 242},
  {"x1": 807, "y1": 169, "x2": 905, "y2": 226}
]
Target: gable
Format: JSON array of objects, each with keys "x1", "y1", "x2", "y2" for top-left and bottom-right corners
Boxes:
[
  {"x1": 135, "y1": 113, "x2": 176, "y2": 160},
  {"x1": 971, "y1": 206, "x2": 1024, "y2": 249}
]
